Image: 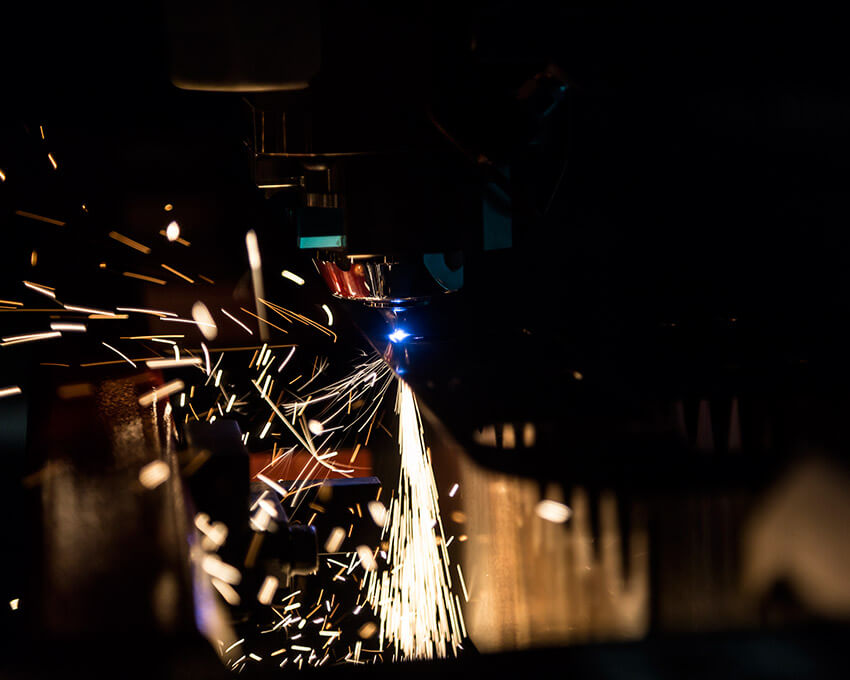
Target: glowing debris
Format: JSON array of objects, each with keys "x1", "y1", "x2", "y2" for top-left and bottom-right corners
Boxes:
[
  {"x1": 23, "y1": 281, "x2": 56, "y2": 298},
  {"x1": 64, "y1": 303, "x2": 116, "y2": 316},
  {"x1": 362, "y1": 380, "x2": 463, "y2": 660},
  {"x1": 201, "y1": 342, "x2": 211, "y2": 376},
  {"x1": 281, "y1": 270, "x2": 305, "y2": 285},
  {"x1": 325, "y1": 527, "x2": 346, "y2": 553},
  {"x1": 189, "y1": 301, "x2": 217, "y2": 340},
  {"x1": 308, "y1": 419, "x2": 324, "y2": 435},
  {"x1": 108, "y1": 231, "x2": 151, "y2": 254},
  {"x1": 321, "y1": 303, "x2": 334, "y2": 326},
  {"x1": 101, "y1": 342, "x2": 137, "y2": 368},
  {"x1": 49, "y1": 322, "x2": 86, "y2": 332},
  {"x1": 164, "y1": 203, "x2": 174, "y2": 212},
  {"x1": 523, "y1": 422, "x2": 536, "y2": 447},
  {"x1": 139, "y1": 460, "x2": 170, "y2": 489},
  {"x1": 456, "y1": 564, "x2": 469, "y2": 602},
  {"x1": 14, "y1": 210, "x2": 65, "y2": 226},
  {"x1": 211, "y1": 578, "x2": 241, "y2": 605},
  {"x1": 122, "y1": 272, "x2": 167, "y2": 285},
  {"x1": 221, "y1": 308, "x2": 253, "y2": 335},
  {"x1": 9, "y1": 599, "x2": 19, "y2": 610},
  {"x1": 224, "y1": 638, "x2": 244, "y2": 654},
  {"x1": 1, "y1": 331, "x2": 62, "y2": 346},
  {"x1": 117, "y1": 307, "x2": 178, "y2": 317},
  {"x1": 535, "y1": 499, "x2": 572, "y2": 523},
  {"x1": 356, "y1": 545, "x2": 377, "y2": 572},
  {"x1": 138, "y1": 379, "x2": 185, "y2": 406},
  {"x1": 160, "y1": 263, "x2": 194, "y2": 283},
  {"x1": 257, "y1": 576, "x2": 279, "y2": 605},
  {"x1": 145, "y1": 358, "x2": 202, "y2": 369},
  {"x1": 166, "y1": 220, "x2": 180, "y2": 241},
  {"x1": 0, "y1": 386, "x2": 23, "y2": 399},
  {"x1": 202, "y1": 554, "x2": 242, "y2": 585},
  {"x1": 358, "y1": 622, "x2": 377, "y2": 639},
  {"x1": 367, "y1": 500, "x2": 387, "y2": 528}
]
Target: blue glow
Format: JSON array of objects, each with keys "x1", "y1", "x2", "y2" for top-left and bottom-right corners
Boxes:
[{"x1": 388, "y1": 329, "x2": 411, "y2": 343}]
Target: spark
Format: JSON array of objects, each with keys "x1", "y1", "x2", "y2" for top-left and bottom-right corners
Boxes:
[
  {"x1": 224, "y1": 638, "x2": 244, "y2": 654},
  {"x1": 221, "y1": 308, "x2": 253, "y2": 335},
  {"x1": 281, "y1": 270, "x2": 305, "y2": 286},
  {"x1": 1, "y1": 331, "x2": 61, "y2": 346},
  {"x1": 158, "y1": 317, "x2": 215, "y2": 328},
  {"x1": 258, "y1": 298, "x2": 336, "y2": 342},
  {"x1": 321, "y1": 303, "x2": 334, "y2": 326},
  {"x1": 535, "y1": 499, "x2": 572, "y2": 523},
  {"x1": 245, "y1": 229, "x2": 269, "y2": 341},
  {"x1": 456, "y1": 565, "x2": 469, "y2": 602},
  {"x1": 448, "y1": 483, "x2": 459, "y2": 498},
  {"x1": 362, "y1": 380, "x2": 463, "y2": 660},
  {"x1": 0, "y1": 386, "x2": 23, "y2": 399},
  {"x1": 139, "y1": 460, "x2": 170, "y2": 489},
  {"x1": 166, "y1": 220, "x2": 180, "y2": 241},
  {"x1": 14, "y1": 210, "x2": 65, "y2": 226},
  {"x1": 211, "y1": 578, "x2": 241, "y2": 605},
  {"x1": 308, "y1": 419, "x2": 324, "y2": 435},
  {"x1": 138, "y1": 379, "x2": 184, "y2": 406},
  {"x1": 47, "y1": 152, "x2": 58, "y2": 169},
  {"x1": 160, "y1": 263, "x2": 194, "y2": 283},
  {"x1": 145, "y1": 358, "x2": 202, "y2": 369},
  {"x1": 356, "y1": 545, "x2": 377, "y2": 572},
  {"x1": 0, "y1": 300, "x2": 23, "y2": 307},
  {"x1": 63, "y1": 303, "x2": 116, "y2": 316},
  {"x1": 49, "y1": 322, "x2": 86, "y2": 332},
  {"x1": 23, "y1": 281, "x2": 56, "y2": 298},
  {"x1": 116, "y1": 307, "x2": 178, "y2": 317},
  {"x1": 256, "y1": 474, "x2": 289, "y2": 499},
  {"x1": 101, "y1": 342, "x2": 137, "y2": 368},
  {"x1": 30, "y1": 250, "x2": 37, "y2": 266},
  {"x1": 202, "y1": 554, "x2": 242, "y2": 585},
  {"x1": 9, "y1": 599, "x2": 19, "y2": 610},
  {"x1": 257, "y1": 575, "x2": 279, "y2": 605},
  {"x1": 278, "y1": 346, "x2": 296, "y2": 372},
  {"x1": 164, "y1": 203, "x2": 174, "y2": 212},
  {"x1": 122, "y1": 272, "x2": 167, "y2": 285},
  {"x1": 188, "y1": 302, "x2": 218, "y2": 340},
  {"x1": 367, "y1": 500, "x2": 387, "y2": 527},
  {"x1": 239, "y1": 306, "x2": 288, "y2": 335},
  {"x1": 201, "y1": 342, "x2": 211, "y2": 376},
  {"x1": 325, "y1": 527, "x2": 346, "y2": 553},
  {"x1": 0, "y1": 169, "x2": 5, "y2": 181},
  {"x1": 108, "y1": 231, "x2": 151, "y2": 254}
]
